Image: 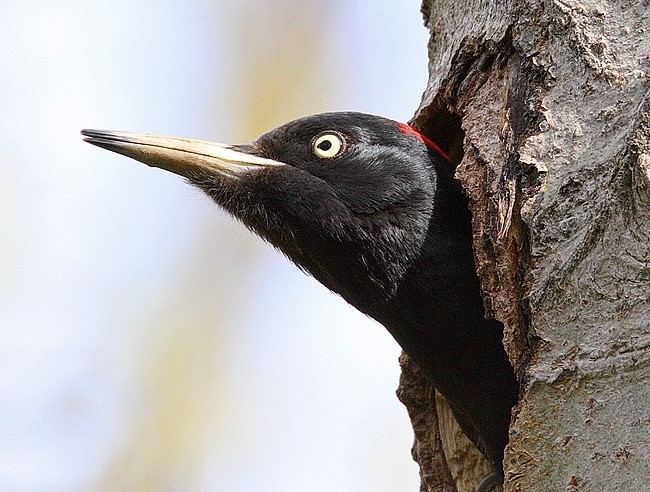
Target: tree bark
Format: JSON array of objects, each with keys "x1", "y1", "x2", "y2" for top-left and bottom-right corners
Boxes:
[{"x1": 398, "y1": 1, "x2": 650, "y2": 490}]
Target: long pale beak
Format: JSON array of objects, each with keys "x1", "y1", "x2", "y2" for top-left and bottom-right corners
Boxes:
[{"x1": 80, "y1": 130, "x2": 285, "y2": 179}]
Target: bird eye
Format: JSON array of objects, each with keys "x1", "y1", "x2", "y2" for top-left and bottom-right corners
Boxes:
[{"x1": 312, "y1": 132, "x2": 344, "y2": 159}]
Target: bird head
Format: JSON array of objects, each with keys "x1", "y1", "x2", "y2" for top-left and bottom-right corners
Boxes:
[{"x1": 82, "y1": 112, "x2": 453, "y2": 309}]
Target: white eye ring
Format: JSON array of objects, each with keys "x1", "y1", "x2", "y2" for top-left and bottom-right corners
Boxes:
[{"x1": 312, "y1": 132, "x2": 344, "y2": 159}]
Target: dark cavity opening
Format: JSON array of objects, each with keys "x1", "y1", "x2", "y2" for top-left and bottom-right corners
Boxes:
[{"x1": 413, "y1": 107, "x2": 464, "y2": 166}]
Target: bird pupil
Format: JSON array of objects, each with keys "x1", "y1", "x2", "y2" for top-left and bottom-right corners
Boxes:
[{"x1": 318, "y1": 140, "x2": 332, "y2": 151}]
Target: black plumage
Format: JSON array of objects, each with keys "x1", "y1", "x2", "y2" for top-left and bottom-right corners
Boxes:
[{"x1": 82, "y1": 112, "x2": 518, "y2": 472}]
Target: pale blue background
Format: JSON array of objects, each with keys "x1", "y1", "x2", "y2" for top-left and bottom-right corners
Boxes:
[{"x1": 0, "y1": 2, "x2": 429, "y2": 490}]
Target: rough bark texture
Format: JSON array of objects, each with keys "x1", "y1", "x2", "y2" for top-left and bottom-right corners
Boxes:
[
  {"x1": 397, "y1": 1, "x2": 650, "y2": 490},
  {"x1": 397, "y1": 355, "x2": 457, "y2": 492}
]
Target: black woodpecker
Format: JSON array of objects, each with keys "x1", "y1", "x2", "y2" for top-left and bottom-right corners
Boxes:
[{"x1": 82, "y1": 112, "x2": 518, "y2": 476}]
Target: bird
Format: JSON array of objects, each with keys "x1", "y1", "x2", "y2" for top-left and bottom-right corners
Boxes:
[{"x1": 81, "y1": 112, "x2": 518, "y2": 480}]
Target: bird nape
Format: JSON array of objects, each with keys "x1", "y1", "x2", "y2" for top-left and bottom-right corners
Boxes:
[{"x1": 81, "y1": 112, "x2": 518, "y2": 476}]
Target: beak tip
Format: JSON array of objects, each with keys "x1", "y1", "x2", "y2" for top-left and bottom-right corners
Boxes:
[
  {"x1": 81, "y1": 129, "x2": 105, "y2": 146},
  {"x1": 80, "y1": 129, "x2": 99, "y2": 138}
]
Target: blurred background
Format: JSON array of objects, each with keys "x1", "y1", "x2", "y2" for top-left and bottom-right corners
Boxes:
[{"x1": 0, "y1": 1, "x2": 429, "y2": 491}]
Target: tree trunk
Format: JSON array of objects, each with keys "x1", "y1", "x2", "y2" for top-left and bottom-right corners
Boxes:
[{"x1": 398, "y1": 1, "x2": 650, "y2": 490}]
